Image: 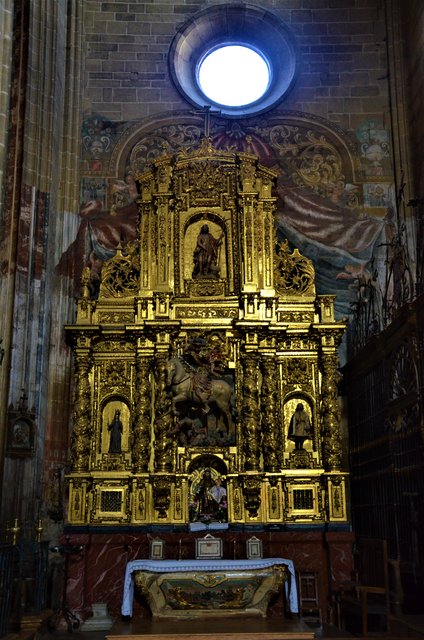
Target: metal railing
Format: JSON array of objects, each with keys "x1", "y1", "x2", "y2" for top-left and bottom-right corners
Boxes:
[{"x1": 0, "y1": 524, "x2": 49, "y2": 637}]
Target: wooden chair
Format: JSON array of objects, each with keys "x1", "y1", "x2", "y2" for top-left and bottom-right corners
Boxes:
[
  {"x1": 298, "y1": 571, "x2": 321, "y2": 625},
  {"x1": 336, "y1": 537, "x2": 391, "y2": 635}
]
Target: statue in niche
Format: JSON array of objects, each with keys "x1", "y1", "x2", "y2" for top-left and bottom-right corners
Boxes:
[
  {"x1": 108, "y1": 409, "x2": 123, "y2": 454},
  {"x1": 190, "y1": 468, "x2": 228, "y2": 523},
  {"x1": 288, "y1": 403, "x2": 312, "y2": 450},
  {"x1": 192, "y1": 224, "x2": 224, "y2": 278}
]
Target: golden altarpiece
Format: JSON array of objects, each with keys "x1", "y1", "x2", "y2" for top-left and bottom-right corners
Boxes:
[{"x1": 65, "y1": 138, "x2": 348, "y2": 529}]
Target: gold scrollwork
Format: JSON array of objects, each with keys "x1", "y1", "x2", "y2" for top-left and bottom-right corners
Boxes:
[
  {"x1": 185, "y1": 279, "x2": 226, "y2": 298},
  {"x1": 274, "y1": 240, "x2": 315, "y2": 296},
  {"x1": 99, "y1": 242, "x2": 140, "y2": 298},
  {"x1": 194, "y1": 574, "x2": 227, "y2": 588}
]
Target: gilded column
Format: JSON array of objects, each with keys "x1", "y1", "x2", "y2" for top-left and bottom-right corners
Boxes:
[
  {"x1": 153, "y1": 352, "x2": 173, "y2": 472},
  {"x1": 70, "y1": 349, "x2": 92, "y2": 472},
  {"x1": 261, "y1": 357, "x2": 280, "y2": 472},
  {"x1": 241, "y1": 353, "x2": 261, "y2": 471},
  {"x1": 132, "y1": 354, "x2": 152, "y2": 473},
  {"x1": 320, "y1": 353, "x2": 342, "y2": 470}
]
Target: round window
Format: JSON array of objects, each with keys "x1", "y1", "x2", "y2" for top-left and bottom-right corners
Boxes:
[
  {"x1": 169, "y1": 4, "x2": 297, "y2": 118},
  {"x1": 197, "y1": 45, "x2": 271, "y2": 108}
]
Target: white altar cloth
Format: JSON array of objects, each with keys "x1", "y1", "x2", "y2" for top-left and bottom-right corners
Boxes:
[{"x1": 121, "y1": 558, "x2": 298, "y2": 616}]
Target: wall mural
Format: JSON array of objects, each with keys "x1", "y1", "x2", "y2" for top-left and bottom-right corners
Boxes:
[{"x1": 57, "y1": 111, "x2": 396, "y2": 358}]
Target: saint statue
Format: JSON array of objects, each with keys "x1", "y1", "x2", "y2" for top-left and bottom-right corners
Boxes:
[
  {"x1": 192, "y1": 224, "x2": 224, "y2": 278},
  {"x1": 191, "y1": 469, "x2": 228, "y2": 522},
  {"x1": 108, "y1": 409, "x2": 123, "y2": 454},
  {"x1": 288, "y1": 403, "x2": 312, "y2": 450}
]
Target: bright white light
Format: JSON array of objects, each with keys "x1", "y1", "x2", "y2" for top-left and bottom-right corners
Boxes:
[{"x1": 198, "y1": 45, "x2": 270, "y2": 107}]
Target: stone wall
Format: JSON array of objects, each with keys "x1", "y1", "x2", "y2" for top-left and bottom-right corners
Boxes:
[{"x1": 83, "y1": 0, "x2": 389, "y2": 130}]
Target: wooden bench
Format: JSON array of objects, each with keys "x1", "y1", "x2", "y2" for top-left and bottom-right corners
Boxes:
[{"x1": 336, "y1": 537, "x2": 391, "y2": 635}]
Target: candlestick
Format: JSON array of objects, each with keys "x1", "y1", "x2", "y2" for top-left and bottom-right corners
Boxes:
[
  {"x1": 35, "y1": 518, "x2": 43, "y2": 542},
  {"x1": 178, "y1": 539, "x2": 182, "y2": 560},
  {"x1": 233, "y1": 539, "x2": 236, "y2": 560},
  {"x1": 11, "y1": 518, "x2": 20, "y2": 545}
]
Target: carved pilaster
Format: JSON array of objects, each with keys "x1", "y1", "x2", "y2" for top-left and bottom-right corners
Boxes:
[
  {"x1": 241, "y1": 475, "x2": 262, "y2": 518},
  {"x1": 261, "y1": 357, "x2": 280, "y2": 472},
  {"x1": 241, "y1": 353, "x2": 261, "y2": 471},
  {"x1": 320, "y1": 353, "x2": 342, "y2": 470},
  {"x1": 70, "y1": 350, "x2": 92, "y2": 472},
  {"x1": 152, "y1": 475, "x2": 172, "y2": 518},
  {"x1": 132, "y1": 355, "x2": 152, "y2": 473},
  {"x1": 153, "y1": 352, "x2": 173, "y2": 472}
]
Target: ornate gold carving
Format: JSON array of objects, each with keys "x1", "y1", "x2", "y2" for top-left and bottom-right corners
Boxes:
[
  {"x1": 277, "y1": 311, "x2": 315, "y2": 323},
  {"x1": 153, "y1": 352, "x2": 174, "y2": 472},
  {"x1": 286, "y1": 358, "x2": 312, "y2": 384},
  {"x1": 241, "y1": 475, "x2": 262, "y2": 518},
  {"x1": 194, "y1": 574, "x2": 227, "y2": 588},
  {"x1": 65, "y1": 136, "x2": 348, "y2": 527},
  {"x1": 70, "y1": 353, "x2": 92, "y2": 472},
  {"x1": 289, "y1": 448, "x2": 311, "y2": 469},
  {"x1": 99, "y1": 241, "x2": 140, "y2": 298},
  {"x1": 268, "y1": 484, "x2": 281, "y2": 520},
  {"x1": 93, "y1": 340, "x2": 133, "y2": 352},
  {"x1": 98, "y1": 312, "x2": 134, "y2": 324},
  {"x1": 233, "y1": 484, "x2": 243, "y2": 520},
  {"x1": 261, "y1": 358, "x2": 280, "y2": 472},
  {"x1": 321, "y1": 354, "x2": 342, "y2": 470},
  {"x1": 152, "y1": 475, "x2": 173, "y2": 518},
  {"x1": 274, "y1": 240, "x2": 315, "y2": 296},
  {"x1": 241, "y1": 353, "x2": 261, "y2": 471},
  {"x1": 101, "y1": 360, "x2": 129, "y2": 388},
  {"x1": 132, "y1": 355, "x2": 152, "y2": 473},
  {"x1": 176, "y1": 306, "x2": 238, "y2": 319},
  {"x1": 185, "y1": 279, "x2": 226, "y2": 297}
]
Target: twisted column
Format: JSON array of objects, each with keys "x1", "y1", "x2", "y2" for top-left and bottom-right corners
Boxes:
[
  {"x1": 132, "y1": 354, "x2": 152, "y2": 473},
  {"x1": 320, "y1": 353, "x2": 342, "y2": 470},
  {"x1": 241, "y1": 353, "x2": 261, "y2": 471},
  {"x1": 153, "y1": 352, "x2": 173, "y2": 472},
  {"x1": 261, "y1": 357, "x2": 280, "y2": 472},
  {"x1": 70, "y1": 351, "x2": 92, "y2": 472}
]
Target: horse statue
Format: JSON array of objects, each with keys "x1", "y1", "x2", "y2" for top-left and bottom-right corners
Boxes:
[{"x1": 166, "y1": 357, "x2": 235, "y2": 434}]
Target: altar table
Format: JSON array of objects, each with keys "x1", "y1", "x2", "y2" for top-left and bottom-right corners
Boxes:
[{"x1": 121, "y1": 558, "x2": 298, "y2": 619}]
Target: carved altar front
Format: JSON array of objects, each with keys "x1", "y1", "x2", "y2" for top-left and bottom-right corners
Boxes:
[
  {"x1": 121, "y1": 558, "x2": 294, "y2": 620},
  {"x1": 65, "y1": 137, "x2": 348, "y2": 528}
]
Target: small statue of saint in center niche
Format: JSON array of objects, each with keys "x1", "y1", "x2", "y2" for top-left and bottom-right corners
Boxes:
[
  {"x1": 288, "y1": 403, "x2": 312, "y2": 450},
  {"x1": 108, "y1": 408, "x2": 123, "y2": 454},
  {"x1": 192, "y1": 224, "x2": 224, "y2": 278},
  {"x1": 190, "y1": 468, "x2": 228, "y2": 523}
]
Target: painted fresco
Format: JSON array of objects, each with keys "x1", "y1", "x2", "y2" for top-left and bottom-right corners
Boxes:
[{"x1": 57, "y1": 113, "x2": 395, "y2": 332}]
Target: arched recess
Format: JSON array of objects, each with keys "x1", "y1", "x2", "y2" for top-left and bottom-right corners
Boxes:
[
  {"x1": 283, "y1": 393, "x2": 315, "y2": 454},
  {"x1": 100, "y1": 396, "x2": 130, "y2": 454},
  {"x1": 187, "y1": 454, "x2": 229, "y2": 524},
  {"x1": 183, "y1": 212, "x2": 228, "y2": 282}
]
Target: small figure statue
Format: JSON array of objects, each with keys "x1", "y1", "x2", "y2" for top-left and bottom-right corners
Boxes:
[
  {"x1": 288, "y1": 403, "x2": 312, "y2": 450},
  {"x1": 209, "y1": 477, "x2": 227, "y2": 520},
  {"x1": 192, "y1": 224, "x2": 224, "y2": 278},
  {"x1": 195, "y1": 468, "x2": 216, "y2": 517},
  {"x1": 108, "y1": 409, "x2": 123, "y2": 454},
  {"x1": 191, "y1": 469, "x2": 228, "y2": 523}
]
